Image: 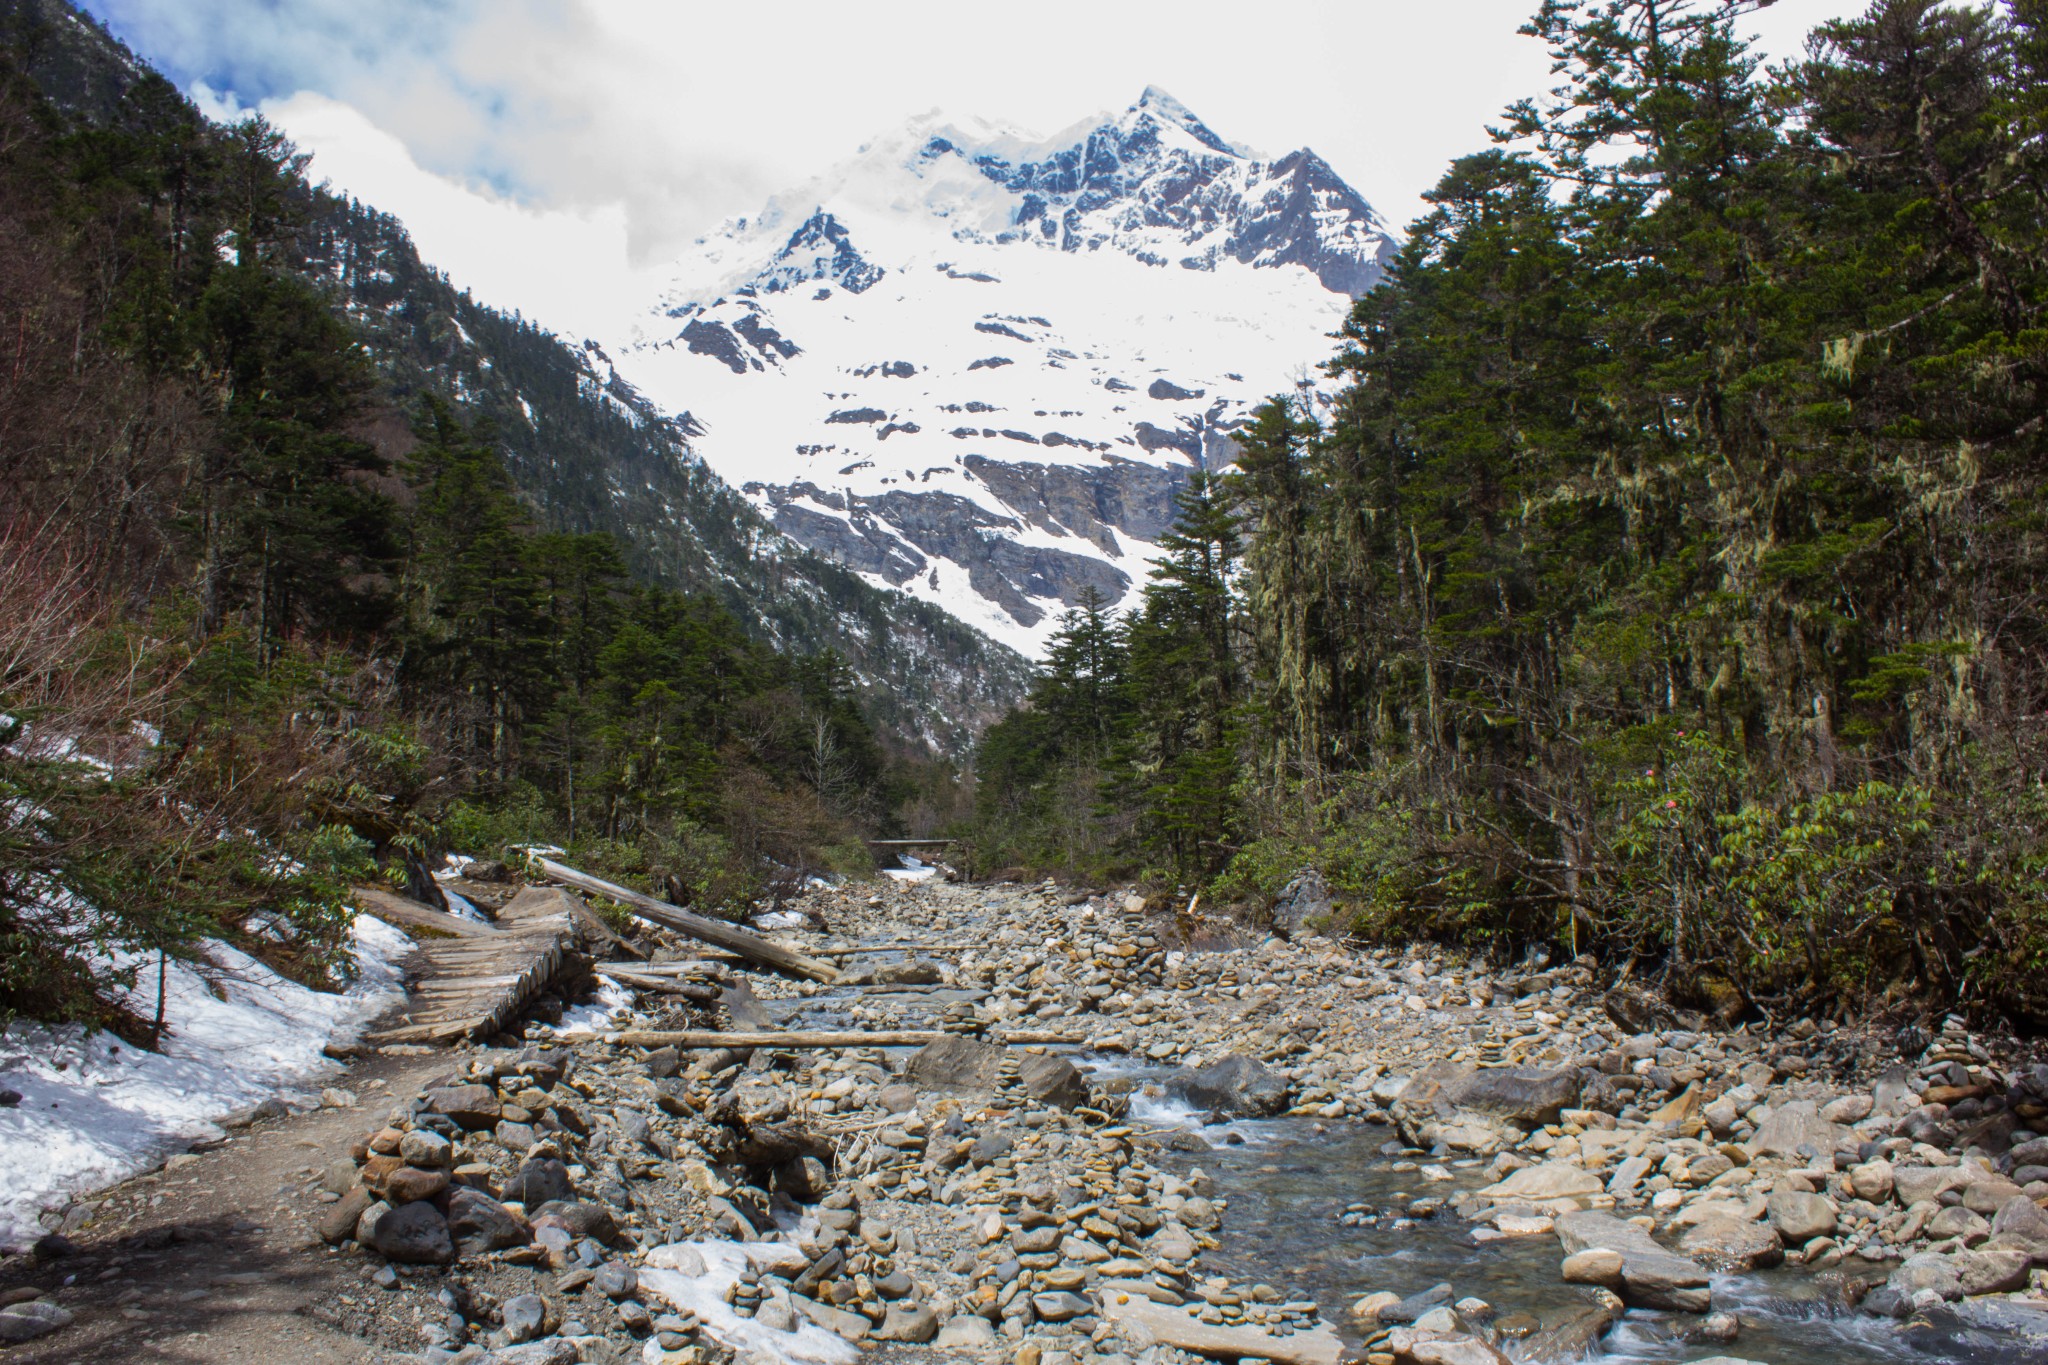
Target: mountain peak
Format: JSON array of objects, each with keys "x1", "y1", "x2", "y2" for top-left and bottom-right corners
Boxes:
[
  {"x1": 621, "y1": 94, "x2": 1398, "y2": 655},
  {"x1": 1128, "y1": 85, "x2": 1247, "y2": 158}
]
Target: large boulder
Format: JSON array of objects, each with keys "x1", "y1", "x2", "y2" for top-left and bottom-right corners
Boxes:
[
  {"x1": 1669, "y1": 1196, "x2": 1768, "y2": 1229},
  {"x1": 422, "y1": 1084, "x2": 501, "y2": 1130},
  {"x1": 1893, "y1": 1166, "x2": 1972, "y2": 1208},
  {"x1": 1270, "y1": 868, "x2": 1333, "y2": 939},
  {"x1": 1886, "y1": 1249, "x2": 2032, "y2": 1301},
  {"x1": 1515, "y1": 1299, "x2": 1623, "y2": 1362},
  {"x1": 446, "y1": 1187, "x2": 529, "y2": 1256},
  {"x1": 317, "y1": 1186, "x2": 374, "y2": 1245},
  {"x1": 875, "y1": 1302, "x2": 939, "y2": 1342},
  {"x1": 1477, "y1": 1164, "x2": 1605, "y2": 1206},
  {"x1": 904, "y1": 1036, "x2": 1003, "y2": 1096},
  {"x1": 1018, "y1": 1053, "x2": 1087, "y2": 1110},
  {"x1": 1382, "y1": 1328, "x2": 1512, "y2": 1365},
  {"x1": 1680, "y1": 1216, "x2": 1784, "y2": 1272},
  {"x1": 1447, "y1": 1064, "x2": 1581, "y2": 1125},
  {"x1": 1555, "y1": 1210, "x2": 1712, "y2": 1312},
  {"x1": 1990, "y1": 1193, "x2": 2048, "y2": 1250},
  {"x1": 1103, "y1": 1293, "x2": 1345, "y2": 1365},
  {"x1": 532, "y1": 1198, "x2": 620, "y2": 1245},
  {"x1": 1767, "y1": 1190, "x2": 1839, "y2": 1244},
  {"x1": 1953, "y1": 1249, "x2": 2033, "y2": 1295},
  {"x1": 1602, "y1": 985, "x2": 1676, "y2": 1034},
  {"x1": 0, "y1": 1300, "x2": 72, "y2": 1344},
  {"x1": 1561, "y1": 1248, "x2": 1626, "y2": 1286},
  {"x1": 1745, "y1": 1100, "x2": 1850, "y2": 1161},
  {"x1": 1394, "y1": 1061, "x2": 1580, "y2": 1149},
  {"x1": 1848, "y1": 1160, "x2": 1895, "y2": 1202},
  {"x1": 501, "y1": 1156, "x2": 575, "y2": 1207},
  {"x1": 356, "y1": 1199, "x2": 455, "y2": 1264},
  {"x1": 1179, "y1": 1055, "x2": 1290, "y2": 1118}
]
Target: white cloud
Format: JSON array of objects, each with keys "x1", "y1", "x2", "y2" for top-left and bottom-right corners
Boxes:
[
  {"x1": 257, "y1": 91, "x2": 647, "y2": 341},
  {"x1": 86, "y1": 0, "x2": 1868, "y2": 342}
]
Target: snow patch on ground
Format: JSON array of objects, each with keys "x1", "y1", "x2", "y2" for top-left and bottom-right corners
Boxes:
[
  {"x1": 441, "y1": 887, "x2": 486, "y2": 922},
  {"x1": 549, "y1": 974, "x2": 637, "y2": 1038},
  {"x1": 881, "y1": 854, "x2": 937, "y2": 883},
  {"x1": 639, "y1": 1240, "x2": 856, "y2": 1365},
  {"x1": 0, "y1": 914, "x2": 412, "y2": 1251}
]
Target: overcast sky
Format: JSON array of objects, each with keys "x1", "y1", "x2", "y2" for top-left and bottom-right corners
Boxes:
[{"x1": 80, "y1": 0, "x2": 1866, "y2": 342}]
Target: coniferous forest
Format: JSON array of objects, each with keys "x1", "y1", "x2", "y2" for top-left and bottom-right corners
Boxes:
[{"x1": 967, "y1": 0, "x2": 2048, "y2": 1026}]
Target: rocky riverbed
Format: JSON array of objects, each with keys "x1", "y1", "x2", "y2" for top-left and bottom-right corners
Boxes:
[{"x1": 3, "y1": 872, "x2": 2046, "y2": 1365}]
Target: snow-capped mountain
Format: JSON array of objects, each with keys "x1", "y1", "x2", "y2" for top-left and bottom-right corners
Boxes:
[{"x1": 616, "y1": 87, "x2": 1397, "y2": 656}]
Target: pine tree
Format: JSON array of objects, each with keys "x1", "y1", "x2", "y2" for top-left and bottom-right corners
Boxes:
[
  {"x1": 1039, "y1": 587, "x2": 1127, "y2": 760},
  {"x1": 1123, "y1": 472, "x2": 1244, "y2": 874},
  {"x1": 398, "y1": 401, "x2": 550, "y2": 781}
]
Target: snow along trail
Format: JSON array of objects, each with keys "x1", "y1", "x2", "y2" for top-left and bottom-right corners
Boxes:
[{"x1": 0, "y1": 913, "x2": 412, "y2": 1250}]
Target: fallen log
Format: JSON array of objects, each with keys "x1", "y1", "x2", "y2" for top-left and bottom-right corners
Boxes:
[
  {"x1": 610, "y1": 1029, "x2": 950, "y2": 1049},
  {"x1": 611, "y1": 960, "x2": 730, "y2": 978},
  {"x1": 351, "y1": 886, "x2": 498, "y2": 939},
  {"x1": 532, "y1": 857, "x2": 838, "y2": 983},
  {"x1": 608, "y1": 1028, "x2": 1084, "y2": 1049},
  {"x1": 605, "y1": 969, "x2": 720, "y2": 1002},
  {"x1": 809, "y1": 943, "x2": 978, "y2": 957}
]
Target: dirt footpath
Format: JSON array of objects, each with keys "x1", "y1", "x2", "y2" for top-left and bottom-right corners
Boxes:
[{"x1": 0, "y1": 1047, "x2": 460, "y2": 1364}]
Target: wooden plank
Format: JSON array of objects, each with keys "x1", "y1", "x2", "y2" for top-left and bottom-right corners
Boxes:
[
  {"x1": 533, "y1": 857, "x2": 838, "y2": 983},
  {"x1": 496, "y1": 885, "x2": 583, "y2": 927},
  {"x1": 810, "y1": 943, "x2": 975, "y2": 957},
  {"x1": 606, "y1": 970, "x2": 719, "y2": 1001},
  {"x1": 418, "y1": 944, "x2": 549, "y2": 963},
  {"x1": 611, "y1": 1029, "x2": 948, "y2": 1049},
  {"x1": 609, "y1": 960, "x2": 729, "y2": 978},
  {"x1": 352, "y1": 886, "x2": 499, "y2": 938},
  {"x1": 608, "y1": 1028, "x2": 1085, "y2": 1049},
  {"x1": 417, "y1": 937, "x2": 561, "y2": 959},
  {"x1": 425, "y1": 984, "x2": 519, "y2": 1001},
  {"x1": 369, "y1": 1016, "x2": 486, "y2": 1044}
]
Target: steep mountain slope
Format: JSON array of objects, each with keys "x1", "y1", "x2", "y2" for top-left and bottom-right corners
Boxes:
[
  {"x1": 618, "y1": 87, "x2": 1398, "y2": 655},
  {"x1": 295, "y1": 200, "x2": 1030, "y2": 752},
  {"x1": 5, "y1": 0, "x2": 1031, "y2": 754},
  {"x1": 0, "y1": 0, "x2": 140, "y2": 121}
]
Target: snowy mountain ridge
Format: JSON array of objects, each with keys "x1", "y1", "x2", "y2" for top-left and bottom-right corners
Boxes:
[{"x1": 615, "y1": 88, "x2": 1398, "y2": 656}]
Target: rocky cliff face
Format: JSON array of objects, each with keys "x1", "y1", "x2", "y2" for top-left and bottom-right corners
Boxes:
[{"x1": 616, "y1": 88, "x2": 1396, "y2": 655}]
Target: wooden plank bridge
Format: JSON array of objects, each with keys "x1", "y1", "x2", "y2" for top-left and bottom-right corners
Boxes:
[
  {"x1": 359, "y1": 885, "x2": 585, "y2": 1045},
  {"x1": 352, "y1": 856, "x2": 856, "y2": 1046}
]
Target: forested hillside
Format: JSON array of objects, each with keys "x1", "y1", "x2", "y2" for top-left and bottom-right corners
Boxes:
[
  {"x1": 969, "y1": 0, "x2": 2048, "y2": 1025},
  {"x1": 0, "y1": 3, "x2": 977, "y2": 1035},
  {"x1": 0, "y1": 0, "x2": 1029, "y2": 758},
  {"x1": 294, "y1": 198, "x2": 1030, "y2": 754}
]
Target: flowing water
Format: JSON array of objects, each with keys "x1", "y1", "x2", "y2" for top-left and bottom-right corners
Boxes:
[
  {"x1": 763, "y1": 924, "x2": 2044, "y2": 1364},
  {"x1": 1091, "y1": 1058, "x2": 2045, "y2": 1365}
]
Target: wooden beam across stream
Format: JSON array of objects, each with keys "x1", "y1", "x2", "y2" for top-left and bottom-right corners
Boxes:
[
  {"x1": 607, "y1": 1028, "x2": 1085, "y2": 1049},
  {"x1": 532, "y1": 856, "x2": 840, "y2": 983},
  {"x1": 810, "y1": 943, "x2": 977, "y2": 958}
]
